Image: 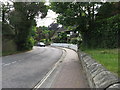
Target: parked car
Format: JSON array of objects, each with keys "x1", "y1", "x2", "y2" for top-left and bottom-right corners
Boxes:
[{"x1": 37, "y1": 42, "x2": 45, "y2": 47}]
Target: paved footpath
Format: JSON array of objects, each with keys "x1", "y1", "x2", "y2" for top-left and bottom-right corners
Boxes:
[{"x1": 50, "y1": 48, "x2": 89, "y2": 88}]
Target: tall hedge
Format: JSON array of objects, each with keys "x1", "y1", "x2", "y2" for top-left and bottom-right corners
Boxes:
[{"x1": 89, "y1": 14, "x2": 119, "y2": 48}]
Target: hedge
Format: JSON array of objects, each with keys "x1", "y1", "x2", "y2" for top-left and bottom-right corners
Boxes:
[{"x1": 89, "y1": 14, "x2": 119, "y2": 48}]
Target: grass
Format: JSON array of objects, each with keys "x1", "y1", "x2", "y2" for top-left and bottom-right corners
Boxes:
[{"x1": 83, "y1": 48, "x2": 119, "y2": 76}]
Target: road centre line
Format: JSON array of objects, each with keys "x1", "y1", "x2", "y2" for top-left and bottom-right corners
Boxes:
[
  {"x1": 3, "y1": 63, "x2": 11, "y2": 66},
  {"x1": 33, "y1": 48, "x2": 66, "y2": 89},
  {"x1": 12, "y1": 61, "x2": 16, "y2": 64},
  {"x1": 3, "y1": 60, "x2": 23, "y2": 67}
]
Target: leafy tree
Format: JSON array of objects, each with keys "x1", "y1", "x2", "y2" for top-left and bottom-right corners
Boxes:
[
  {"x1": 35, "y1": 26, "x2": 54, "y2": 45},
  {"x1": 50, "y1": 2, "x2": 119, "y2": 49},
  {"x1": 94, "y1": 14, "x2": 119, "y2": 48},
  {"x1": 50, "y1": 2, "x2": 100, "y2": 48},
  {"x1": 1, "y1": 2, "x2": 12, "y2": 23},
  {"x1": 9, "y1": 2, "x2": 48, "y2": 50},
  {"x1": 96, "y1": 2, "x2": 120, "y2": 20},
  {"x1": 2, "y1": 3, "x2": 15, "y2": 39},
  {"x1": 52, "y1": 32, "x2": 67, "y2": 43}
]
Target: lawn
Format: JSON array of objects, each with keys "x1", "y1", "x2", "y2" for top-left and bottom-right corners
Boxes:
[{"x1": 83, "y1": 48, "x2": 119, "y2": 76}]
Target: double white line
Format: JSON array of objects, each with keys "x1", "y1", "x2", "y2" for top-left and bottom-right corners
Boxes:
[{"x1": 33, "y1": 48, "x2": 66, "y2": 90}]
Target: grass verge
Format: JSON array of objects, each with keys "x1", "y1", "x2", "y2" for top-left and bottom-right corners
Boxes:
[{"x1": 83, "y1": 48, "x2": 119, "y2": 76}]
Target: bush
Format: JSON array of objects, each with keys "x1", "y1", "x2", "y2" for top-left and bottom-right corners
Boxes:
[
  {"x1": 17, "y1": 37, "x2": 34, "y2": 51},
  {"x1": 24, "y1": 37, "x2": 34, "y2": 50},
  {"x1": 88, "y1": 14, "x2": 119, "y2": 48},
  {"x1": 70, "y1": 38, "x2": 78, "y2": 44},
  {"x1": 40, "y1": 39, "x2": 46, "y2": 43}
]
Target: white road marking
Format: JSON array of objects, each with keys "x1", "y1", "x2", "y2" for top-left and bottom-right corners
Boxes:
[
  {"x1": 3, "y1": 63, "x2": 11, "y2": 66},
  {"x1": 18, "y1": 60, "x2": 22, "y2": 62},
  {"x1": 33, "y1": 49, "x2": 66, "y2": 89},
  {"x1": 12, "y1": 61, "x2": 16, "y2": 64},
  {"x1": 3, "y1": 60, "x2": 22, "y2": 67}
]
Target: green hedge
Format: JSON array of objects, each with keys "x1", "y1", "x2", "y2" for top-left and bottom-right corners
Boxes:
[
  {"x1": 70, "y1": 38, "x2": 78, "y2": 44},
  {"x1": 89, "y1": 14, "x2": 119, "y2": 48}
]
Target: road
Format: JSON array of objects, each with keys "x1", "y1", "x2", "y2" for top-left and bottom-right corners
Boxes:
[
  {"x1": 2, "y1": 46, "x2": 62, "y2": 88},
  {"x1": 51, "y1": 43, "x2": 78, "y2": 51}
]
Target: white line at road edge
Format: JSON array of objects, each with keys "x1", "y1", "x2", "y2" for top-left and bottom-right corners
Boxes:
[{"x1": 32, "y1": 48, "x2": 66, "y2": 90}]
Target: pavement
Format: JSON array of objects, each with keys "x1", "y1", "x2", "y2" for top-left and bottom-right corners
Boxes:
[
  {"x1": 2, "y1": 46, "x2": 62, "y2": 88},
  {"x1": 39, "y1": 48, "x2": 89, "y2": 88}
]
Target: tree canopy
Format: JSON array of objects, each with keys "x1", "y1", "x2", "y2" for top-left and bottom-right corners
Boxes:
[
  {"x1": 8, "y1": 2, "x2": 48, "y2": 50},
  {"x1": 50, "y1": 2, "x2": 119, "y2": 48}
]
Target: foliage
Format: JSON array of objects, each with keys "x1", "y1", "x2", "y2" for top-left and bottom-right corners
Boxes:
[
  {"x1": 22, "y1": 37, "x2": 35, "y2": 50},
  {"x1": 2, "y1": 23, "x2": 15, "y2": 36},
  {"x1": 50, "y1": 2, "x2": 101, "y2": 48},
  {"x1": 2, "y1": 3, "x2": 15, "y2": 39},
  {"x1": 35, "y1": 26, "x2": 54, "y2": 45},
  {"x1": 9, "y1": 2, "x2": 48, "y2": 51},
  {"x1": 40, "y1": 39, "x2": 46, "y2": 43},
  {"x1": 1, "y1": 2, "x2": 12, "y2": 23},
  {"x1": 52, "y1": 32, "x2": 67, "y2": 43},
  {"x1": 70, "y1": 38, "x2": 78, "y2": 44},
  {"x1": 92, "y1": 14, "x2": 119, "y2": 48},
  {"x1": 96, "y1": 2, "x2": 120, "y2": 20},
  {"x1": 50, "y1": 2, "x2": 119, "y2": 49}
]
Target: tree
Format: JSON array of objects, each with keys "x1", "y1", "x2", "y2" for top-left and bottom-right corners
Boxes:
[
  {"x1": 35, "y1": 26, "x2": 54, "y2": 45},
  {"x1": 1, "y1": 2, "x2": 12, "y2": 23},
  {"x1": 2, "y1": 2, "x2": 15, "y2": 39},
  {"x1": 9, "y1": 2, "x2": 48, "y2": 50},
  {"x1": 50, "y1": 2, "x2": 100, "y2": 48},
  {"x1": 96, "y1": 2, "x2": 120, "y2": 20}
]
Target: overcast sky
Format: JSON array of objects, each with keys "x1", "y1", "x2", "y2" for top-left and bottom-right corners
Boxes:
[
  {"x1": 36, "y1": 0, "x2": 59, "y2": 27},
  {"x1": 36, "y1": 9, "x2": 58, "y2": 27}
]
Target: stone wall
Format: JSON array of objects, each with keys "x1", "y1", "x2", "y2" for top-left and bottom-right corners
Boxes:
[{"x1": 78, "y1": 51, "x2": 120, "y2": 89}]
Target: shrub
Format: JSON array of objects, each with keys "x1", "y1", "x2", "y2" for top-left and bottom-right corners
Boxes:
[
  {"x1": 40, "y1": 39, "x2": 46, "y2": 43},
  {"x1": 18, "y1": 37, "x2": 34, "y2": 51},
  {"x1": 89, "y1": 14, "x2": 119, "y2": 48},
  {"x1": 70, "y1": 38, "x2": 78, "y2": 44},
  {"x1": 26, "y1": 37, "x2": 34, "y2": 50}
]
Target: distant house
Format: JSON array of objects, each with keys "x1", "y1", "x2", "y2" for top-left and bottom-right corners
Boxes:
[{"x1": 48, "y1": 23, "x2": 78, "y2": 40}]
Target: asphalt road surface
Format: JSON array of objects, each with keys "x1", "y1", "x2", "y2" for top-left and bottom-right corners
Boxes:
[{"x1": 2, "y1": 46, "x2": 62, "y2": 88}]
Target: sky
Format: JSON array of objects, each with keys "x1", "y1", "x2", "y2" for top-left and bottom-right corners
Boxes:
[
  {"x1": 36, "y1": 9, "x2": 58, "y2": 27},
  {"x1": 36, "y1": 0, "x2": 59, "y2": 27}
]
